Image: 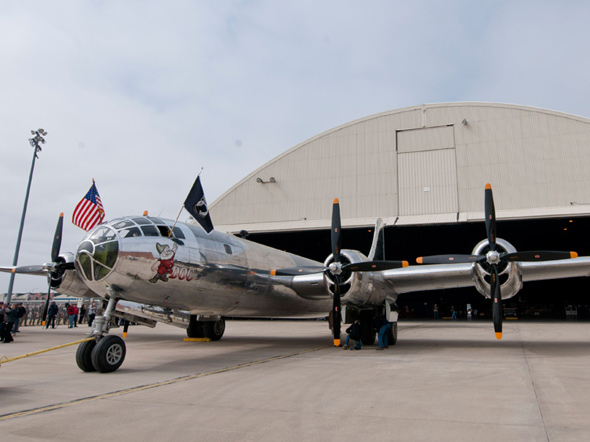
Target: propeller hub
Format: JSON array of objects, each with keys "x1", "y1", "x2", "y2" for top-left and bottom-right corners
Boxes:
[
  {"x1": 328, "y1": 261, "x2": 343, "y2": 275},
  {"x1": 486, "y1": 250, "x2": 501, "y2": 265}
]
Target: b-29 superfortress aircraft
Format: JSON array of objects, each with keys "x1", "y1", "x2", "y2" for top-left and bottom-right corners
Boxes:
[{"x1": 1, "y1": 181, "x2": 587, "y2": 373}]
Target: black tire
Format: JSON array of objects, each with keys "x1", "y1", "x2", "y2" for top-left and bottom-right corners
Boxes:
[
  {"x1": 187, "y1": 315, "x2": 205, "y2": 338},
  {"x1": 76, "y1": 339, "x2": 97, "y2": 372},
  {"x1": 91, "y1": 335, "x2": 126, "y2": 373},
  {"x1": 387, "y1": 322, "x2": 398, "y2": 346},
  {"x1": 203, "y1": 318, "x2": 225, "y2": 341}
]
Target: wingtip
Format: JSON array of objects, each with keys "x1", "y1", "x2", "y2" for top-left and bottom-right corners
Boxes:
[
  {"x1": 495, "y1": 332, "x2": 502, "y2": 340},
  {"x1": 571, "y1": 251, "x2": 578, "y2": 259},
  {"x1": 416, "y1": 257, "x2": 423, "y2": 264}
]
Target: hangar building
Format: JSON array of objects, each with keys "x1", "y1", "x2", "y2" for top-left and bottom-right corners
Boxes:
[{"x1": 210, "y1": 102, "x2": 590, "y2": 319}]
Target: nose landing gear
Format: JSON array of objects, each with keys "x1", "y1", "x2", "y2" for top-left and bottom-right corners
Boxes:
[{"x1": 76, "y1": 297, "x2": 127, "y2": 373}]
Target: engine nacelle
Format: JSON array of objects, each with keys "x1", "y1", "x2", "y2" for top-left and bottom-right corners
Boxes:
[
  {"x1": 323, "y1": 250, "x2": 389, "y2": 307},
  {"x1": 472, "y1": 238, "x2": 523, "y2": 300}
]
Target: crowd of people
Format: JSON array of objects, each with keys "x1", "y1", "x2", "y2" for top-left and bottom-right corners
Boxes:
[{"x1": 0, "y1": 301, "x2": 98, "y2": 343}]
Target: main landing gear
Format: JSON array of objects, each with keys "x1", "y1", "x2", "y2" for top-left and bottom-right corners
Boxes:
[
  {"x1": 186, "y1": 315, "x2": 225, "y2": 341},
  {"x1": 76, "y1": 298, "x2": 127, "y2": 373}
]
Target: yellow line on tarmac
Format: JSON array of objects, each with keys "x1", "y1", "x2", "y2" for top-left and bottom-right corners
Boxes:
[
  {"x1": 0, "y1": 338, "x2": 94, "y2": 365},
  {"x1": 0, "y1": 345, "x2": 330, "y2": 422}
]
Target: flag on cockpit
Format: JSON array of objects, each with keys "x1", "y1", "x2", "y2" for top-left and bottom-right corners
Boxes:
[
  {"x1": 72, "y1": 180, "x2": 105, "y2": 231},
  {"x1": 184, "y1": 176, "x2": 214, "y2": 233}
]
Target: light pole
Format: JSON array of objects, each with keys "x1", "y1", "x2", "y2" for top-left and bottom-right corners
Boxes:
[{"x1": 5, "y1": 129, "x2": 47, "y2": 305}]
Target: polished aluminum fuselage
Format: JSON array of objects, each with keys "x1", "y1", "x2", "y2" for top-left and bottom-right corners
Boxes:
[{"x1": 73, "y1": 217, "x2": 333, "y2": 318}]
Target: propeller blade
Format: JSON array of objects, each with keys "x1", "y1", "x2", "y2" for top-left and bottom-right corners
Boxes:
[
  {"x1": 344, "y1": 260, "x2": 409, "y2": 272},
  {"x1": 11, "y1": 265, "x2": 47, "y2": 275},
  {"x1": 331, "y1": 199, "x2": 342, "y2": 263},
  {"x1": 416, "y1": 254, "x2": 483, "y2": 265},
  {"x1": 502, "y1": 251, "x2": 578, "y2": 262},
  {"x1": 270, "y1": 266, "x2": 327, "y2": 276},
  {"x1": 490, "y1": 265, "x2": 502, "y2": 340},
  {"x1": 51, "y1": 213, "x2": 64, "y2": 263},
  {"x1": 484, "y1": 183, "x2": 496, "y2": 251},
  {"x1": 332, "y1": 274, "x2": 342, "y2": 346},
  {"x1": 41, "y1": 287, "x2": 51, "y2": 327}
]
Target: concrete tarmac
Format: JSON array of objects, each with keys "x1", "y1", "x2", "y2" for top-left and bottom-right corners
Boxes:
[{"x1": 1, "y1": 319, "x2": 590, "y2": 441}]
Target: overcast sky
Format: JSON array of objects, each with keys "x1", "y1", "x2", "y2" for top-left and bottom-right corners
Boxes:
[{"x1": 2, "y1": 1, "x2": 590, "y2": 294}]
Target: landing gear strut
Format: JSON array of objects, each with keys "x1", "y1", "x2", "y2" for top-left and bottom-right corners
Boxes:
[{"x1": 76, "y1": 297, "x2": 127, "y2": 373}]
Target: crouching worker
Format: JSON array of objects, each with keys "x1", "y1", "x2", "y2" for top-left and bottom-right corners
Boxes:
[{"x1": 343, "y1": 320, "x2": 362, "y2": 350}]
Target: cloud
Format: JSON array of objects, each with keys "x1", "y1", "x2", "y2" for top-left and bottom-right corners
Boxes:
[{"x1": 2, "y1": 0, "x2": 590, "y2": 293}]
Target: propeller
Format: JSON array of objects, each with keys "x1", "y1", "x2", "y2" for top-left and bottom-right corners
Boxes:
[
  {"x1": 272, "y1": 198, "x2": 409, "y2": 347},
  {"x1": 36, "y1": 214, "x2": 74, "y2": 326},
  {"x1": 417, "y1": 183, "x2": 578, "y2": 340}
]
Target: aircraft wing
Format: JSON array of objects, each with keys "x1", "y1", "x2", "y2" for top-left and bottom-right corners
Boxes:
[
  {"x1": 382, "y1": 263, "x2": 476, "y2": 295},
  {"x1": 382, "y1": 257, "x2": 590, "y2": 296},
  {"x1": 519, "y1": 257, "x2": 590, "y2": 282}
]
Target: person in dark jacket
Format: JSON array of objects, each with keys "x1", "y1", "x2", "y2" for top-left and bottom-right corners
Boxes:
[
  {"x1": 0, "y1": 302, "x2": 5, "y2": 342},
  {"x1": 46, "y1": 301, "x2": 59, "y2": 329},
  {"x1": 3, "y1": 304, "x2": 19, "y2": 343},
  {"x1": 343, "y1": 320, "x2": 362, "y2": 350}
]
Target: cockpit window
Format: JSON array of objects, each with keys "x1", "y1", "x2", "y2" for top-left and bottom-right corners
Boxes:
[
  {"x1": 172, "y1": 227, "x2": 185, "y2": 239},
  {"x1": 75, "y1": 226, "x2": 119, "y2": 282},
  {"x1": 132, "y1": 217, "x2": 152, "y2": 225},
  {"x1": 118, "y1": 227, "x2": 142, "y2": 238},
  {"x1": 90, "y1": 227, "x2": 117, "y2": 242},
  {"x1": 156, "y1": 225, "x2": 171, "y2": 237},
  {"x1": 141, "y1": 225, "x2": 160, "y2": 237},
  {"x1": 113, "y1": 220, "x2": 136, "y2": 230}
]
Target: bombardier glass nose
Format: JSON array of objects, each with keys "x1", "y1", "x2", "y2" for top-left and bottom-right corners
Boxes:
[{"x1": 76, "y1": 226, "x2": 119, "y2": 282}]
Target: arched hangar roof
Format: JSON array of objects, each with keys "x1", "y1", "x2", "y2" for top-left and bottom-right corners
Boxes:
[{"x1": 210, "y1": 102, "x2": 590, "y2": 233}]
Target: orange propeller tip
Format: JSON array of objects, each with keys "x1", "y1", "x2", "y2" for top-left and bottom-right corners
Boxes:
[
  {"x1": 416, "y1": 257, "x2": 423, "y2": 264},
  {"x1": 485, "y1": 183, "x2": 492, "y2": 190},
  {"x1": 333, "y1": 339, "x2": 341, "y2": 347},
  {"x1": 59, "y1": 212, "x2": 64, "y2": 217},
  {"x1": 402, "y1": 261, "x2": 409, "y2": 268},
  {"x1": 122, "y1": 332, "x2": 128, "y2": 339},
  {"x1": 270, "y1": 270, "x2": 277, "y2": 276},
  {"x1": 495, "y1": 332, "x2": 502, "y2": 340},
  {"x1": 571, "y1": 252, "x2": 578, "y2": 258},
  {"x1": 333, "y1": 198, "x2": 339, "y2": 204}
]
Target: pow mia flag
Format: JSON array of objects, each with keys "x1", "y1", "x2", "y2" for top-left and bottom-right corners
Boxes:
[{"x1": 184, "y1": 176, "x2": 214, "y2": 233}]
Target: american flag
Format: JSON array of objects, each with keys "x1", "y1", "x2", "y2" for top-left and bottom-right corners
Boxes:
[{"x1": 72, "y1": 181, "x2": 105, "y2": 231}]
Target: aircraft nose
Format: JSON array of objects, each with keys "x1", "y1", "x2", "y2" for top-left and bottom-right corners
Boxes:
[{"x1": 75, "y1": 225, "x2": 119, "y2": 282}]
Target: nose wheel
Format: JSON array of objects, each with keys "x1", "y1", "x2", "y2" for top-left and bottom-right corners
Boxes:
[{"x1": 76, "y1": 297, "x2": 127, "y2": 373}]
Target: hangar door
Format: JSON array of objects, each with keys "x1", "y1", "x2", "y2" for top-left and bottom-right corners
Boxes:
[{"x1": 397, "y1": 126, "x2": 458, "y2": 216}]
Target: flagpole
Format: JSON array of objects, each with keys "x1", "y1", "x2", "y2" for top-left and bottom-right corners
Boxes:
[{"x1": 170, "y1": 167, "x2": 204, "y2": 235}]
